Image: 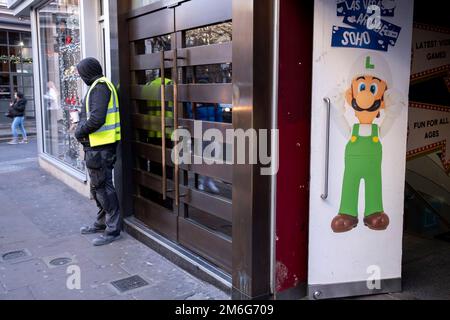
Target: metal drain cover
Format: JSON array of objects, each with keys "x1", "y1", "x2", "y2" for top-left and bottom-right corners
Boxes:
[
  {"x1": 2, "y1": 250, "x2": 29, "y2": 262},
  {"x1": 49, "y1": 257, "x2": 73, "y2": 266},
  {"x1": 111, "y1": 275, "x2": 149, "y2": 293}
]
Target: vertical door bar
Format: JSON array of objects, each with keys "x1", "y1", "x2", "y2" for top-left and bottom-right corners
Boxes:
[
  {"x1": 173, "y1": 12, "x2": 180, "y2": 207},
  {"x1": 161, "y1": 51, "x2": 167, "y2": 200}
]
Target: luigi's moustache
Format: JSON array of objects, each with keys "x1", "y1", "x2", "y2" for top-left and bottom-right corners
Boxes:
[{"x1": 351, "y1": 99, "x2": 382, "y2": 113}]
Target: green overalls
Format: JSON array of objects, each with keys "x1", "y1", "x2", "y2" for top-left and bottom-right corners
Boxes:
[{"x1": 339, "y1": 124, "x2": 384, "y2": 217}]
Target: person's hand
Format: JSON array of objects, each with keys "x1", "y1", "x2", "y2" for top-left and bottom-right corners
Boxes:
[
  {"x1": 69, "y1": 122, "x2": 78, "y2": 133},
  {"x1": 384, "y1": 89, "x2": 405, "y2": 117}
]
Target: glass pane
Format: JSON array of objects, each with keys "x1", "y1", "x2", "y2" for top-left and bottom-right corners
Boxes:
[
  {"x1": 22, "y1": 62, "x2": 33, "y2": 74},
  {"x1": 0, "y1": 46, "x2": 8, "y2": 73},
  {"x1": 129, "y1": 0, "x2": 160, "y2": 10},
  {"x1": 184, "y1": 22, "x2": 232, "y2": 48},
  {"x1": 0, "y1": 31, "x2": 7, "y2": 44},
  {"x1": 21, "y1": 33, "x2": 32, "y2": 47},
  {"x1": 21, "y1": 47, "x2": 33, "y2": 59},
  {"x1": 185, "y1": 63, "x2": 232, "y2": 84},
  {"x1": 38, "y1": 0, "x2": 85, "y2": 172},
  {"x1": 183, "y1": 102, "x2": 232, "y2": 124},
  {"x1": 0, "y1": 87, "x2": 11, "y2": 100},
  {"x1": 11, "y1": 75, "x2": 21, "y2": 86},
  {"x1": 22, "y1": 76, "x2": 33, "y2": 87},
  {"x1": 134, "y1": 35, "x2": 171, "y2": 55},
  {"x1": 187, "y1": 207, "x2": 232, "y2": 238},
  {"x1": 0, "y1": 73, "x2": 9, "y2": 86},
  {"x1": 135, "y1": 68, "x2": 172, "y2": 85},
  {"x1": 8, "y1": 32, "x2": 20, "y2": 46}
]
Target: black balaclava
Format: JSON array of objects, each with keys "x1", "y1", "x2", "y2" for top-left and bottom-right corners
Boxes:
[{"x1": 77, "y1": 58, "x2": 103, "y2": 86}]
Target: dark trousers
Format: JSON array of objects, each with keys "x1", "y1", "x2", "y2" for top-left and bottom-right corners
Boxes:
[{"x1": 85, "y1": 144, "x2": 121, "y2": 236}]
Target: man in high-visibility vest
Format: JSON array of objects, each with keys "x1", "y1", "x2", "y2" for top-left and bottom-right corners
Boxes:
[{"x1": 73, "y1": 58, "x2": 122, "y2": 246}]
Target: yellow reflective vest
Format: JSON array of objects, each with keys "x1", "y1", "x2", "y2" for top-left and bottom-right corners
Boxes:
[
  {"x1": 144, "y1": 77, "x2": 173, "y2": 139},
  {"x1": 86, "y1": 77, "x2": 121, "y2": 147}
]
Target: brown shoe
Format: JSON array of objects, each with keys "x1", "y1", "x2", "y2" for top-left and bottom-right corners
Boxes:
[
  {"x1": 331, "y1": 214, "x2": 359, "y2": 233},
  {"x1": 364, "y1": 213, "x2": 390, "y2": 231}
]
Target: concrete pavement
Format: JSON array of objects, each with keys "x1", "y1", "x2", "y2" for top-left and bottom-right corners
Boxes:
[
  {"x1": 0, "y1": 139, "x2": 448, "y2": 300},
  {"x1": 0, "y1": 139, "x2": 229, "y2": 300}
]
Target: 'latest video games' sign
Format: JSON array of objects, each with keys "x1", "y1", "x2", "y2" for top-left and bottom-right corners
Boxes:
[{"x1": 411, "y1": 23, "x2": 450, "y2": 83}]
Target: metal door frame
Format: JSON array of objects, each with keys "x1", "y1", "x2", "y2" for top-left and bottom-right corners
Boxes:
[{"x1": 109, "y1": 0, "x2": 275, "y2": 300}]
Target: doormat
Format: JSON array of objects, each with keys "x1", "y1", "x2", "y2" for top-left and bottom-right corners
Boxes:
[{"x1": 435, "y1": 232, "x2": 450, "y2": 243}]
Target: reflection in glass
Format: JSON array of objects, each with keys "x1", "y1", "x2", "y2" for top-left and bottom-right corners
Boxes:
[
  {"x1": 38, "y1": 0, "x2": 85, "y2": 172},
  {"x1": 135, "y1": 35, "x2": 171, "y2": 55},
  {"x1": 185, "y1": 22, "x2": 232, "y2": 48},
  {"x1": 185, "y1": 63, "x2": 232, "y2": 84}
]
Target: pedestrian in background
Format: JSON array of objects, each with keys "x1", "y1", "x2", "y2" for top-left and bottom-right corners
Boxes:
[{"x1": 7, "y1": 92, "x2": 28, "y2": 145}]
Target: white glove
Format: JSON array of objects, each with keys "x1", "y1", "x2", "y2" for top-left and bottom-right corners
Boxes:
[
  {"x1": 384, "y1": 89, "x2": 405, "y2": 118},
  {"x1": 327, "y1": 88, "x2": 346, "y2": 115}
]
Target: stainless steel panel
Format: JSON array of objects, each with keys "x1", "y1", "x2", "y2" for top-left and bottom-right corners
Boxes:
[
  {"x1": 134, "y1": 196, "x2": 177, "y2": 241},
  {"x1": 176, "y1": 0, "x2": 232, "y2": 31},
  {"x1": 132, "y1": 114, "x2": 173, "y2": 132},
  {"x1": 134, "y1": 168, "x2": 232, "y2": 222},
  {"x1": 181, "y1": 160, "x2": 233, "y2": 184},
  {"x1": 232, "y1": 0, "x2": 274, "y2": 299},
  {"x1": 131, "y1": 84, "x2": 232, "y2": 104},
  {"x1": 178, "y1": 42, "x2": 232, "y2": 67},
  {"x1": 178, "y1": 218, "x2": 232, "y2": 273},
  {"x1": 180, "y1": 186, "x2": 233, "y2": 222},
  {"x1": 133, "y1": 141, "x2": 173, "y2": 166},
  {"x1": 178, "y1": 119, "x2": 232, "y2": 143},
  {"x1": 308, "y1": 279, "x2": 402, "y2": 300},
  {"x1": 128, "y1": 9, "x2": 174, "y2": 41},
  {"x1": 179, "y1": 84, "x2": 232, "y2": 104},
  {"x1": 130, "y1": 51, "x2": 174, "y2": 71}
]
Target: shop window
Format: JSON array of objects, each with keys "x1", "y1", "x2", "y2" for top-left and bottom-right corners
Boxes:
[
  {"x1": 184, "y1": 22, "x2": 232, "y2": 48},
  {"x1": 21, "y1": 33, "x2": 32, "y2": 47},
  {"x1": 0, "y1": 31, "x2": 7, "y2": 44},
  {"x1": 134, "y1": 34, "x2": 172, "y2": 55},
  {"x1": 0, "y1": 46, "x2": 9, "y2": 73},
  {"x1": 0, "y1": 73, "x2": 9, "y2": 86},
  {"x1": 184, "y1": 63, "x2": 232, "y2": 84},
  {"x1": 21, "y1": 47, "x2": 32, "y2": 59},
  {"x1": 8, "y1": 32, "x2": 20, "y2": 46},
  {"x1": 0, "y1": 86, "x2": 11, "y2": 100},
  {"x1": 38, "y1": 0, "x2": 85, "y2": 173}
]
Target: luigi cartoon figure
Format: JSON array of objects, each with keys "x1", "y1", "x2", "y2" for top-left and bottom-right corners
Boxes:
[{"x1": 329, "y1": 53, "x2": 406, "y2": 233}]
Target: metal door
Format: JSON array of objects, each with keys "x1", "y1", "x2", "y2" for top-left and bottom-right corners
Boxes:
[{"x1": 127, "y1": 0, "x2": 233, "y2": 273}]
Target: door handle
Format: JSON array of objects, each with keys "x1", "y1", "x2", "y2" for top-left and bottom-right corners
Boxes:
[
  {"x1": 173, "y1": 47, "x2": 180, "y2": 206},
  {"x1": 321, "y1": 97, "x2": 331, "y2": 200},
  {"x1": 160, "y1": 51, "x2": 168, "y2": 200}
]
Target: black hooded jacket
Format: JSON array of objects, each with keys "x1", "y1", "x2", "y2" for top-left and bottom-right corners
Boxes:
[
  {"x1": 75, "y1": 58, "x2": 112, "y2": 148},
  {"x1": 10, "y1": 98, "x2": 27, "y2": 117}
]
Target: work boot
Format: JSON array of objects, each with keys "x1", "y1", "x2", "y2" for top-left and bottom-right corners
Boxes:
[
  {"x1": 92, "y1": 234, "x2": 121, "y2": 247},
  {"x1": 7, "y1": 138, "x2": 19, "y2": 145},
  {"x1": 364, "y1": 213, "x2": 390, "y2": 231},
  {"x1": 331, "y1": 214, "x2": 359, "y2": 233},
  {"x1": 80, "y1": 224, "x2": 106, "y2": 235}
]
